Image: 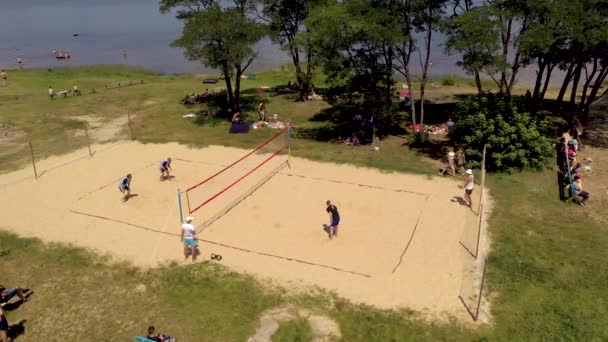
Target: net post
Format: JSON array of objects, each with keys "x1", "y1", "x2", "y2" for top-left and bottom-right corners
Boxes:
[
  {"x1": 185, "y1": 189, "x2": 192, "y2": 215},
  {"x1": 85, "y1": 127, "x2": 93, "y2": 157},
  {"x1": 287, "y1": 127, "x2": 292, "y2": 168},
  {"x1": 29, "y1": 141, "x2": 38, "y2": 179},
  {"x1": 127, "y1": 113, "x2": 136, "y2": 140},
  {"x1": 177, "y1": 189, "x2": 184, "y2": 223}
]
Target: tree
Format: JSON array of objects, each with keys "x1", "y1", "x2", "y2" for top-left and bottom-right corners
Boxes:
[
  {"x1": 161, "y1": 1, "x2": 265, "y2": 112},
  {"x1": 452, "y1": 95, "x2": 553, "y2": 172},
  {"x1": 260, "y1": 0, "x2": 323, "y2": 101},
  {"x1": 443, "y1": 5, "x2": 501, "y2": 94},
  {"x1": 546, "y1": 0, "x2": 608, "y2": 122},
  {"x1": 395, "y1": 0, "x2": 418, "y2": 129},
  {"x1": 413, "y1": 0, "x2": 448, "y2": 128},
  {"x1": 306, "y1": 0, "x2": 404, "y2": 136}
]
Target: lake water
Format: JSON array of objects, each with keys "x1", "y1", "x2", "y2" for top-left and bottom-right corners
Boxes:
[{"x1": 0, "y1": 0, "x2": 548, "y2": 85}]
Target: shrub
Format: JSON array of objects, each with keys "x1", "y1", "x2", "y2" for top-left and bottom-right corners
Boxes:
[
  {"x1": 440, "y1": 75, "x2": 458, "y2": 86},
  {"x1": 451, "y1": 94, "x2": 553, "y2": 172}
]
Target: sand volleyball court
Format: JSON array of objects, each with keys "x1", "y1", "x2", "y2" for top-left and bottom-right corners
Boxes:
[{"x1": 0, "y1": 139, "x2": 476, "y2": 319}]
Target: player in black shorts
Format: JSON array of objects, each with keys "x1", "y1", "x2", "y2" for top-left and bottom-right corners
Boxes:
[
  {"x1": 118, "y1": 174, "x2": 132, "y2": 202},
  {"x1": 326, "y1": 200, "x2": 340, "y2": 240},
  {"x1": 160, "y1": 158, "x2": 172, "y2": 180}
]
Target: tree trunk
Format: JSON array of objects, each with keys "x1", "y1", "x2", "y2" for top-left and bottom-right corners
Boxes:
[
  {"x1": 556, "y1": 62, "x2": 575, "y2": 106},
  {"x1": 506, "y1": 16, "x2": 527, "y2": 95},
  {"x1": 291, "y1": 47, "x2": 306, "y2": 102},
  {"x1": 234, "y1": 67, "x2": 242, "y2": 113},
  {"x1": 532, "y1": 57, "x2": 546, "y2": 101},
  {"x1": 580, "y1": 58, "x2": 598, "y2": 110},
  {"x1": 474, "y1": 71, "x2": 483, "y2": 94},
  {"x1": 540, "y1": 63, "x2": 555, "y2": 102},
  {"x1": 386, "y1": 45, "x2": 394, "y2": 109},
  {"x1": 569, "y1": 62, "x2": 583, "y2": 109},
  {"x1": 582, "y1": 66, "x2": 608, "y2": 122},
  {"x1": 222, "y1": 63, "x2": 236, "y2": 112},
  {"x1": 304, "y1": 47, "x2": 313, "y2": 98},
  {"x1": 419, "y1": 20, "x2": 433, "y2": 128},
  {"x1": 400, "y1": 0, "x2": 416, "y2": 129},
  {"x1": 498, "y1": 18, "x2": 513, "y2": 93}
]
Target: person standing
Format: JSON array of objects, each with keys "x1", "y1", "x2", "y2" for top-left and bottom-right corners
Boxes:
[
  {"x1": 16, "y1": 57, "x2": 23, "y2": 70},
  {"x1": 446, "y1": 117, "x2": 455, "y2": 133},
  {"x1": 181, "y1": 217, "x2": 198, "y2": 262},
  {"x1": 48, "y1": 86, "x2": 55, "y2": 99},
  {"x1": 456, "y1": 147, "x2": 466, "y2": 175},
  {"x1": 159, "y1": 158, "x2": 172, "y2": 181},
  {"x1": 118, "y1": 174, "x2": 132, "y2": 202},
  {"x1": 0, "y1": 70, "x2": 7, "y2": 87},
  {"x1": 443, "y1": 147, "x2": 456, "y2": 176},
  {"x1": 462, "y1": 169, "x2": 475, "y2": 207},
  {"x1": 326, "y1": 200, "x2": 340, "y2": 240},
  {"x1": 258, "y1": 102, "x2": 266, "y2": 122}
]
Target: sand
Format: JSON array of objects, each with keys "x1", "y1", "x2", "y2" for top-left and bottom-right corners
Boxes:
[{"x1": 0, "y1": 141, "x2": 477, "y2": 320}]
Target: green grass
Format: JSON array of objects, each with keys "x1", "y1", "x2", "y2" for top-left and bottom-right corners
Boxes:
[
  {"x1": 272, "y1": 317, "x2": 314, "y2": 342},
  {"x1": 1, "y1": 65, "x2": 607, "y2": 340}
]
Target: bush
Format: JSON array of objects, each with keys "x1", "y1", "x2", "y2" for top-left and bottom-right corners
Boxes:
[
  {"x1": 440, "y1": 75, "x2": 458, "y2": 86},
  {"x1": 452, "y1": 94, "x2": 553, "y2": 172}
]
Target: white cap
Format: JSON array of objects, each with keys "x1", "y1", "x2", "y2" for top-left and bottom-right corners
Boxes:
[
  {"x1": 185, "y1": 216, "x2": 194, "y2": 222},
  {"x1": 466, "y1": 169, "x2": 473, "y2": 175}
]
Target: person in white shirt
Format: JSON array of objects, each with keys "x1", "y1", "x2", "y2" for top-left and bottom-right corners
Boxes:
[
  {"x1": 181, "y1": 216, "x2": 198, "y2": 262},
  {"x1": 462, "y1": 169, "x2": 475, "y2": 207}
]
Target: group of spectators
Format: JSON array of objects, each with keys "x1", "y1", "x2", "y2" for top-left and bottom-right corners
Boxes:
[
  {"x1": 443, "y1": 146, "x2": 467, "y2": 176},
  {"x1": 48, "y1": 84, "x2": 81, "y2": 99},
  {"x1": 181, "y1": 89, "x2": 212, "y2": 105},
  {"x1": 341, "y1": 113, "x2": 376, "y2": 146},
  {"x1": 556, "y1": 123, "x2": 592, "y2": 207},
  {"x1": 0, "y1": 283, "x2": 31, "y2": 342}
]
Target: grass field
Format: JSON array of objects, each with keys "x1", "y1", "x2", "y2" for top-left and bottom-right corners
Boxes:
[{"x1": 1, "y1": 65, "x2": 607, "y2": 340}]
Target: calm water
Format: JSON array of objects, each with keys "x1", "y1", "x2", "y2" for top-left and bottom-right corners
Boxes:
[
  {"x1": 0, "y1": 0, "x2": 548, "y2": 85},
  {"x1": 0, "y1": 0, "x2": 289, "y2": 73}
]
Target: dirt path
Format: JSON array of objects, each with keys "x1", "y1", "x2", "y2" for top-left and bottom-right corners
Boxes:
[{"x1": 247, "y1": 306, "x2": 341, "y2": 342}]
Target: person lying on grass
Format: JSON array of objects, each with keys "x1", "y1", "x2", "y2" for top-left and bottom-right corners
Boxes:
[
  {"x1": 146, "y1": 325, "x2": 175, "y2": 342},
  {"x1": 0, "y1": 285, "x2": 29, "y2": 305}
]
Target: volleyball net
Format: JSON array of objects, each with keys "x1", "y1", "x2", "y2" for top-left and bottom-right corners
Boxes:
[{"x1": 184, "y1": 128, "x2": 290, "y2": 229}]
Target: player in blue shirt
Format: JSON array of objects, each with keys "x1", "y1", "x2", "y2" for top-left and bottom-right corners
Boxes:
[
  {"x1": 326, "y1": 200, "x2": 340, "y2": 240},
  {"x1": 160, "y1": 158, "x2": 172, "y2": 181},
  {"x1": 118, "y1": 174, "x2": 132, "y2": 202}
]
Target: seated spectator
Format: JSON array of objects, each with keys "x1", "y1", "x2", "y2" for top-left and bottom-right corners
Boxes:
[
  {"x1": 0, "y1": 285, "x2": 29, "y2": 304},
  {"x1": 146, "y1": 325, "x2": 174, "y2": 342},
  {"x1": 571, "y1": 176, "x2": 589, "y2": 207},
  {"x1": 570, "y1": 162, "x2": 583, "y2": 175},
  {"x1": 231, "y1": 112, "x2": 241, "y2": 124},
  {"x1": 567, "y1": 149, "x2": 576, "y2": 165},
  {"x1": 72, "y1": 84, "x2": 81, "y2": 95}
]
